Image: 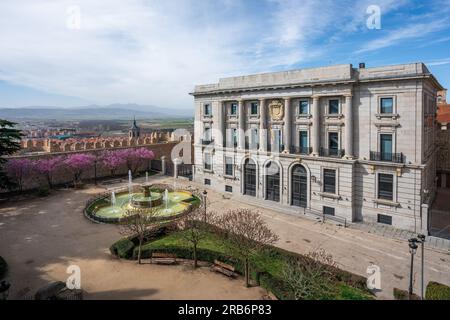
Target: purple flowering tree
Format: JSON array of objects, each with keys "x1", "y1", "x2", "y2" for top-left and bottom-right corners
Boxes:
[
  {"x1": 5, "y1": 158, "x2": 34, "y2": 191},
  {"x1": 64, "y1": 153, "x2": 96, "y2": 185},
  {"x1": 35, "y1": 156, "x2": 64, "y2": 189},
  {"x1": 101, "y1": 150, "x2": 126, "y2": 176},
  {"x1": 120, "y1": 148, "x2": 155, "y2": 175}
]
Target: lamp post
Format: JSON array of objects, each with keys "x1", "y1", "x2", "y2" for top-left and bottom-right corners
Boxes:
[
  {"x1": 417, "y1": 234, "x2": 426, "y2": 299},
  {"x1": 202, "y1": 190, "x2": 208, "y2": 223},
  {"x1": 408, "y1": 238, "x2": 418, "y2": 299}
]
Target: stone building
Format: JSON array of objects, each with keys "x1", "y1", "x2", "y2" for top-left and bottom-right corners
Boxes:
[{"x1": 191, "y1": 63, "x2": 443, "y2": 234}]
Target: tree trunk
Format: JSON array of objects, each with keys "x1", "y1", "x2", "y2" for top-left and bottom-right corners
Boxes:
[
  {"x1": 137, "y1": 238, "x2": 142, "y2": 264},
  {"x1": 193, "y1": 243, "x2": 198, "y2": 268},
  {"x1": 244, "y1": 258, "x2": 250, "y2": 287},
  {"x1": 47, "y1": 175, "x2": 53, "y2": 189}
]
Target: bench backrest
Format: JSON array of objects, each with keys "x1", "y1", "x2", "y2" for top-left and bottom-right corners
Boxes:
[
  {"x1": 214, "y1": 260, "x2": 235, "y2": 272},
  {"x1": 152, "y1": 252, "x2": 177, "y2": 259}
]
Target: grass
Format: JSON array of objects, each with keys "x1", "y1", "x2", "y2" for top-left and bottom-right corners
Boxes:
[{"x1": 138, "y1": 230, "x2": 373, "y2": 300}]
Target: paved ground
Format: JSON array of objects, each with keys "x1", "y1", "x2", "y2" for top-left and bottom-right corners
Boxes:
[
  {"x1": 430, "y1": 188, "x2": 450, "y2": 240},
  {"x1": 162, "y1": 176, "x2": 450, "y2": 300},
  {"x1": 0, "y1": 186, "x2": 266, "y2": 300},
  {"x1": 1, "y1": 175, "x2": 449, "y2": 300}
]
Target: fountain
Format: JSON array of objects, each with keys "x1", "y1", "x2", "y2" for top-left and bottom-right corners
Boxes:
[
  {"x1": 111, "y1": 191, "x2": 116, "y2": 206},
  {"x1": 145, "y1": 171, "x2": 149, "y2": 183},
  {"x1": 128, "y1": 170, "x2": 133, "y2": 201}
]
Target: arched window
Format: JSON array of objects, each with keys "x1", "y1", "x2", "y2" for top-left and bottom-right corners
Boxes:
[
  {"x1": 291, "y1": 165, "x2": 307, "y2": 207},
  {"x1": 265, "y1": 162, "x2": 280, "y2": 202},
  {"x1": 243, "y1": 159, "x2": 257, "y2": 196}
]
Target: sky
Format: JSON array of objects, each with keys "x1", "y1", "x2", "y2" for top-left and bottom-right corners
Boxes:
[{"x1": 0, "y1": 0, "x2": 450, "y2": 110}]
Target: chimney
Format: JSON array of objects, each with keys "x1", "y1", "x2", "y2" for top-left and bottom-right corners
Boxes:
[{"x1": 359, "y1": 62, "x2": 366, "y2": 69}]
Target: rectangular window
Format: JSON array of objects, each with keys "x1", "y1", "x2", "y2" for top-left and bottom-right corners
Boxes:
[
  {"x1": 323, "y1": 206, "x2": 335, "y2": 216},
  {"x1": 380, "y1": 134, "x2": 392, "y2": 161},
  {"x1": 204, "y1": 104, "x2": 212, "y2": 116},
  {"x1": 323, "y1": 169, "x2": 336, "y2": 194},
  {"x1": 250, "y1": 128, "x2": 259, "y2": 149},
  {"x1": 377, "y1": 214, "x2": 392, "y2": 225},
  {"x1": 378, "y1": 173, "x2": 393, "y2": 201},
  {"x1": 204, "y1": 153, "x2": 212, "y2": 171},
  {"x1": 250, "y1": 102, "x2": 258, "y2": 115},
  {"x1": 380, "y1": 98, "x2": 393, "y2": 114},
  {"x1": 328, "y1": 132, "x2": 339, "y2": 154},
  {"x1": 204, "y1": 127, "x2": 212, "y2": 141},
  {"x1": 232, "y1": 128, "x2": 238, "y2": 146},
  {"x1": 299, "y1": 100, "x2": 309, "y2": 115},
  {"x1": 328, "y1": 99, "x2": 339, "y2": 114},
  {"x1": 225, "y1": 156, "x2": 233, "y2": 176},
  {"x1": 271, "y1": 129, "x2": 282, "y2": 152},
  {"x1": 225, "y1": 185, "x2": 233, "y2": 192},
  {"x1": 204, "y1": 179, "x2": 211, "y2": 185},
  {"x1": 299, "y1": 131, "x2": 308, "y2": 153},
  {"x1": 230, "y1": 103, "x2": 237, "y2": 115}
]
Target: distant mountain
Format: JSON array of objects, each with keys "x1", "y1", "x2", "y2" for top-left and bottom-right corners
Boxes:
[{"x1": 0, "y1": 104, "x2": 193, "y2": 120}]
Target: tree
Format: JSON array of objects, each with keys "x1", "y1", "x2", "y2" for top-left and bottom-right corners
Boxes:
[
  {"x1": 119, "y1": 207, "x2": 159, "y2": 264},
  {"x1": 216, "y1": 209, "x2": 279, "y2": 287},
  {"x1": 5, "y1": 158, "x2": 34, "y2": 191},
  {"x1": 282, "y1": 248, "x2": 338, "y2": 300},
  {"x1": 120, "y1": 148, "x2": 155, "y2": 175},
  {"x1": 35, "y1": 156, "x2": 64, "y2": 188},
  {"x1": 0, "y1": 119, "x2": 22, "y2": 189},
  {"x1": 180, "y1": 208, "x2": 216, "y2": 268},
  {"x1": 64, "y1": 153, "x2": 95, "y2": 185},
  {"x1": 101, "y1": 150, "x2": 126, "y2": 176}
]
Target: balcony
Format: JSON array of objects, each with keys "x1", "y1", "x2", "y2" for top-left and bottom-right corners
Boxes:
[
  {"x1": 290, "y1": 146, "x2": 312, "y2": 155},
  {"x1": 320, "y1": 148, "x2": 345, "y2": 158},
  {"x1": 370, "y1": 151, "x2": 404, "y2": 164},
  {"x1": 267, "y1": 144, "x2": 284, "y2": 153},
  {"x1": 200, "y1": 139, "x2": 214, "y2": 146}
]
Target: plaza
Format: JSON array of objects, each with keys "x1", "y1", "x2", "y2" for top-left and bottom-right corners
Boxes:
[{"x1": 1, "y1": 175, "x2": 449, "y2": 300}]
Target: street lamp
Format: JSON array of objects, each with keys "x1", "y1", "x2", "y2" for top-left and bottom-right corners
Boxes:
[
  {"x1": 408, "y1": 237, "x2": 418, "y2": 299},
  {"x1": 202, "y1": 190, "x2": 208, "y2": 223},
  {"x1": 417, "y1": 234, "x2": 426, "y2": 299}
]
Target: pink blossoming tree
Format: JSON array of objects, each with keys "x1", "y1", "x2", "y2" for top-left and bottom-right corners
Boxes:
[
  {"x1": 64, "y1": 153, "x2": 96, "y2": 185},
  {"x1": 35, "y1": 156, "x2": 64, "y2": 189},
  {"x1": 119, "y1": 148, "x2": 155, "y2": 175},
  {"x1": 101, "y1": 150, "x2": 126, "y2": 176},
  {"x1": 5, "y1": 158, "x2": 34, "y2": 191}
]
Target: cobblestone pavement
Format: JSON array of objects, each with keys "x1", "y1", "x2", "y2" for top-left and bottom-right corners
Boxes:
[{"x1": 147, "y1": 175, "x2": 450, "y2": 300}]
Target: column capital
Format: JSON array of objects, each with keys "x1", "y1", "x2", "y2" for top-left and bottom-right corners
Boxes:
[
  {"x1": 311, "y1": 95, "x2": 321, "y2": 101},
  {"x1": 283, "y1": 97, "x2": 292, "y2": 102},
  {"x1": 344, "y1": 94, "x2": 353, "y2": 98}
]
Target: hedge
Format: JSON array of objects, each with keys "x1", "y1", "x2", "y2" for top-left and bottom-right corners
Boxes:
[
  {"x1": 426, "y1": 281, "x2": 450, "y2": 300},
  {"x1": 0, "y1": 256, "x2": 7, "y2": 279},
  {"x1": 393, "y1": 288, "x2": 420, "y2": 300},
  {"x1": 110, "y1": 238, "x2": 135, "y2": 259}
]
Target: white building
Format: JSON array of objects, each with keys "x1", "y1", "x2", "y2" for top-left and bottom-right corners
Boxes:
[{"x1": 191, "y1": 63, "x2": 443, "y2": 234}]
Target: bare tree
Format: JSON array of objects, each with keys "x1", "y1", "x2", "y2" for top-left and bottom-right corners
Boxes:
[
  {"x1": 180, "y1": 208, "x2": 215, "y2": 268},
  {"x1": 119, "y1": 207, "x2": 159, "y2": 264},
  {"x1": 216, "y1": 209, "x2": 279, "y2": 287},
  {"x1": 282, "y1": 248, "x2": 338, "y2": 300}
]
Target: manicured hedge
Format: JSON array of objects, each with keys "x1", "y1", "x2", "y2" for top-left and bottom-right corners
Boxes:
[
  {"x1": 0, "y1": 256, "x2": 7, "y2": 279},
  {"x1": 110, "y1": 238, "x2": 135, "y2": 259},
  {"x1": 393, "y1": 288, "x2": 420, "y2": 300},
  {"x1": 426, "y1": 281, "x2": 450, "y2": 300}
]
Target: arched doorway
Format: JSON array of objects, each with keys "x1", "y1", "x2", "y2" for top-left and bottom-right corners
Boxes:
[
  {"x1": 243, "y1": 158, "x2": 257, "y2": 196},
  {"x1": 291, "y1": 164, "x2": 307, "y2": 207},
  {"x1": 265, "y1": 162, "x2": 280, "y2": 202}
]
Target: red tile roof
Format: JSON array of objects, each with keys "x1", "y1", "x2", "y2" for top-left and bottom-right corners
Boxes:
[{"x1": 437, "y1": 104, "x2": 450, "y2": 124}]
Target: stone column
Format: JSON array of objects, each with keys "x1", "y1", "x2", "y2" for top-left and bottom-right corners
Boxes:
[
  {"x1": 259, "y1": 98, "x2": 267, "y2": 152},
  {"x1": 344, "y1": 94, "x2": 353, "y2": 159},
  {"x1": 238, "y1": 99, "x2": 245, "y2": 149},
  {"x1": 311, "y1": 96, "x2": 320, "y2": 156},
  {"x1": 161, "y1": 156, "x2": 166, "y2": 175},
  {"x1": 217, "y1": 100, "x2": 224, "y2": 147},
  {"x1": 283, "y1": 97, "x2": 291, "y2": 153}
]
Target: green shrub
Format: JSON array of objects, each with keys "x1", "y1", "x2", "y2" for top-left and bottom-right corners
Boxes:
[
  {"x1": 393, "y1": 288, "x2": 420, "y2": 300},
  {"x1": 0, "y1": 256, "x2": 7, "y2": 279},
  {"x1": 259, "y1": 272, "x2": 293, "y2": 300},
  {"x1": 426, "y1": 281, "x2": 450, "y2": 300},
  {"x1": 110, "y1": 238, "x2": 135, "y2": 259}
]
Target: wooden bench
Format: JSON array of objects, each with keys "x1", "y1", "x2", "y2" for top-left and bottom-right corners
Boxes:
[
  {"x1": 211, "y1": 260, "x2": 236, "y2": 278},
  {"x1": 151, "y1": 252, "x2": 178, "y2": 265}
]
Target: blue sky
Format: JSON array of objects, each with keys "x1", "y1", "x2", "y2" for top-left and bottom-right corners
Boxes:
[{"x1": 0, "y1": 0, "x2": 449, "y2": 109}]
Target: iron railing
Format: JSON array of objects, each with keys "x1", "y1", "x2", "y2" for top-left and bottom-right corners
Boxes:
[
  {"x1": 319, "y1": 148, "x2": 345, "y2": 158},
  {"x1": 290, "y1": 146, "x2": 312, "y2": 155},
  {"x1": 370, "y1": 151, "x2": 404, "y2": 163}
]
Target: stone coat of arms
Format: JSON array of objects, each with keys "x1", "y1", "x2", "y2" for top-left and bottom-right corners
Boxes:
[{"x1": 269, "y1": 100, "x2": 284, "y2": 121}]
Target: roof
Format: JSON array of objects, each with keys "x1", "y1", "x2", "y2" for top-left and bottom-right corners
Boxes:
[{"x1": 437, "y1": 104, "x2": 450, "y2": 124}]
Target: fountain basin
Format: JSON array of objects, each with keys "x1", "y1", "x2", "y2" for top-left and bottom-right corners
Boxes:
[{"x1": 130, "y1": 193, "x2": 162, "y2": 208}]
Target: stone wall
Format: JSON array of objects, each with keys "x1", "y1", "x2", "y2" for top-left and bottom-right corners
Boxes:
[{"x1": 3, "y1": 142, "x2": 178, "y2": 191}]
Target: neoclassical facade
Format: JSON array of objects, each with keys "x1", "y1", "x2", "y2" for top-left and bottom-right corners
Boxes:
[{"x1": 191, "y1": 63, "x2": 443, "y2": 234}]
